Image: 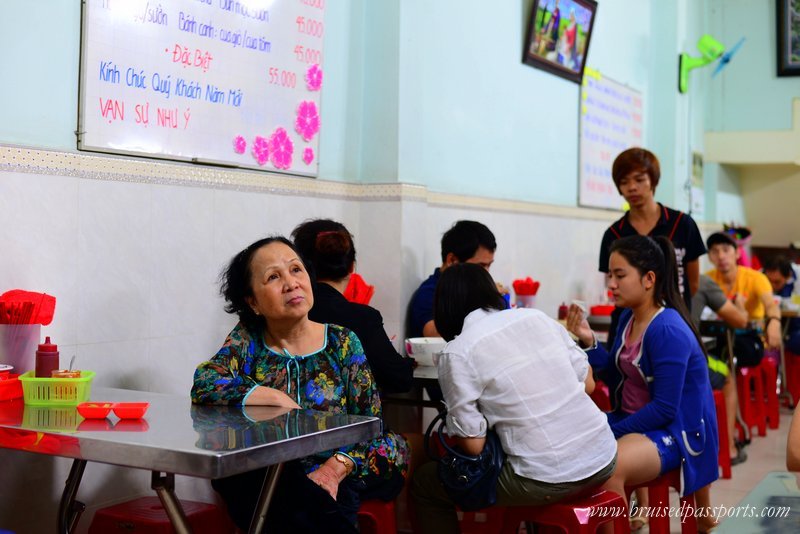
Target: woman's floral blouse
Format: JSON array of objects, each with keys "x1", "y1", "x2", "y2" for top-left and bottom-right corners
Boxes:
[{"x1": 191, "y1": 323, "x2": 408, "y2": 482}]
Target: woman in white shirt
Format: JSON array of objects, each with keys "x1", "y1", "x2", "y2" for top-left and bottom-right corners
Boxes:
[{"x1": 410, "y1": 263, "x2": 618, "y2": 534}]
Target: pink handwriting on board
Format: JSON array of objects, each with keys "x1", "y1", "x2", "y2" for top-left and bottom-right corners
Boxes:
[
  {"x1": 268, "y1": 67, "x2": 296, "y2": 88},
  {"x1": 169, "y1": 44, "x2": 214, "y2": 73},
  {"x1": 296, "y1": 16, "x2": 324, "y2": 38},
  {"x1": 100, "y1": 98, "x2": 124, "y2": 123},
  {"x1": 135, "y1": 102, "x2": 150, "y2": 126},
  {"x1": 294, "y1": 45, "x2": 322, "y2": 65},
  {"x1": 157, "y1": 107, "x2": 178, "y2": 129}
]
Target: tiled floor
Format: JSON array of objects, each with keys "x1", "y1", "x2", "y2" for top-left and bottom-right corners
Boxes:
[
  {"x1": 713, "y1": 413, "x2": 792, "y2": 511},
  {"x1": 398, "y1": 407, "x2": 797, "y2": 533},
  {"x1": 660, "y1": 407, "x2": 795, "y2": 533}
]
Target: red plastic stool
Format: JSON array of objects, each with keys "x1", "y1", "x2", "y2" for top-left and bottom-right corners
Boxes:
[
  {"x1": 357, "y1": 499, "x2": 397, "y2": 534},
  {"x1": 784, "y1": 349, "x2": 800, "y2": 407},
  {"x1": 625, "y1": 469, "x2": 697, "y2": 534},
  {"x1": 456, "y1": 508, "x2": 506, "y2": 534},
  {"x1": 761, "y1": 357, "x2": 780, "y2": 429},
  {"x1": 737, "y1": 364, "x2": 767, "y2": 438},
  {"x1": 590, "y1": 379, "x2": 612, "y2": 413},
  {"x1": 88, "y1": 496, "x2": 234, "y2": 534},
  {"x1": 713, "y1": 390, "x2": 732, "y2": 479},
  {"x1": 499, "y1": 490, "x2": 627, "y2": 534}
]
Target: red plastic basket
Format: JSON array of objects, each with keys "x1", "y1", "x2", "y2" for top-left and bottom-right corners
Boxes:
[
  {"x1": 0, "y1": 374, "x2": 23, "y2": 401},
  {"x1": 590, "y1": 304, "x2": 615, "y2": 316}
]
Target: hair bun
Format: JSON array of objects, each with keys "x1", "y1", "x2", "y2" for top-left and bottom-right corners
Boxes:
[{"x1": 316, "y1": 230, "x2": 351, "y2": 257}]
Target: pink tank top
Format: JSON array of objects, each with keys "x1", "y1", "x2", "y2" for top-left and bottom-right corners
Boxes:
[{"x1": 619, "y1": 324, "x2": 650, "y2": 414}]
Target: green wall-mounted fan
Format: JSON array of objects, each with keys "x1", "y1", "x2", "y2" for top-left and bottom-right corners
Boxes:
[{"x1": 678, "y1": 34, "x2": 744, "y2": 93}]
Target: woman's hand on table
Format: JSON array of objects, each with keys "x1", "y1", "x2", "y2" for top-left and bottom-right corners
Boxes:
[
  {"x1": 246, "y1": 386, "x2": 301, "y2": 409},
  {"x1": 242, "y1": 405, "x2": 294, "y2": 421},
  {"x1": 566, "y1": 304, "x2": 594, "y2": 348}
]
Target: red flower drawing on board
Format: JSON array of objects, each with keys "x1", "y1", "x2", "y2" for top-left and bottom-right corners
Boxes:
[
  {"x1": 303, "y1": 147, "x2": 314, "y2": 165},
  {"x1": 252, "y1": 135, "x2": 269, "y2": 166},
  {"x1": 269, "y1": 128, "x2": 294, "y2": 170},
  {"x1": 295, "y1": 101, "x2": 320, "y2": 142},
  {"x1": 306, "y1": 64, "x2": 323, "y2": 91}
]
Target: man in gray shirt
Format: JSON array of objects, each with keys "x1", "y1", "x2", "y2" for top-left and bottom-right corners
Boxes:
[{"x1": 692, "y1": 274, "x2": 748, "y2": 464}]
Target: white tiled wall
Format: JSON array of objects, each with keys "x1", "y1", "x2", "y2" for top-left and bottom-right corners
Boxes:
[{"x1": 0, "y1": 151, "x2": 620, "y2": 532}]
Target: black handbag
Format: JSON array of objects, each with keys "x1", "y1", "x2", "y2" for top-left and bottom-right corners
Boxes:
[
  {"x1": 733, "y1": 329, "x2": 764, "y2": 368},
  {"x1": 424, "y1": 410, "x2": 506, "y2": 511}
]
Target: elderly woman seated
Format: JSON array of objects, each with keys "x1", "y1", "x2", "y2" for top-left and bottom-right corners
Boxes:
[{"x1": 191, "y1": 236, "x2": 408, "y2": 532}]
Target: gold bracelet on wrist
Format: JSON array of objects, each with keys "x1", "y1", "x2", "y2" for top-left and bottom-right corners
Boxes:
[{"x1": 332, "y1": 452, "x2": 354, "y2": 475}]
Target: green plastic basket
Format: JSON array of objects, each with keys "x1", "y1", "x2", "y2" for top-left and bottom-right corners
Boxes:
[
  {"x1": 22, "y1": 405, "x2": 80, "y2": 432},
  {"x1": 19, "y1": 370, "x2": 95, "y2": 406}
]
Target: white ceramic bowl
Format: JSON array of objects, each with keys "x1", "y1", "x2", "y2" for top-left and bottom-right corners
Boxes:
[{"x1": 405, "y1": 337, "x2": 446, "y2": 366}]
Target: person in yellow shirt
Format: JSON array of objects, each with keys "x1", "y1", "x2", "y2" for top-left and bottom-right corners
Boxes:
[
  {"x1": 706, "y1": 231, "x2": 782, "y2": 347},
  {"x1": 706, "y1": 231, "x2": 781, "y2": 469}
]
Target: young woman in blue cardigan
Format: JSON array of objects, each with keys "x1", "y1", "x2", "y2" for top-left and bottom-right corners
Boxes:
[{"x1": 567, "y1": 235, "x2": 719, "y2": 531}]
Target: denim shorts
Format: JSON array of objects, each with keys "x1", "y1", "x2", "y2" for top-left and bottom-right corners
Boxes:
[
  {"x1": 608, "y1": 412, "x2": 681, "y2": 475},
  {"x1": 643, "y1": 429, "x2": 682, "y2": 475}
]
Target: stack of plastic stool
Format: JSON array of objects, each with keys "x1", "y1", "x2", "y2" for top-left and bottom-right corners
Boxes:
[{"x1": 88, "y1": 496, "x2": 233, "y2": 534}]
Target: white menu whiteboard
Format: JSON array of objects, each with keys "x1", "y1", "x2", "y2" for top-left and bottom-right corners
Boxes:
[
  {"x1": 79, "y1": 0, "x2": 326, "y2": 177},
  {"x1": 578, "y1": 68, "x2": 644, "y2": 209}
]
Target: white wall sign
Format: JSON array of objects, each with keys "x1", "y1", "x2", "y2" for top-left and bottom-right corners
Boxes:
[
  {"x1": 579, "y1": 68, "x2": 644, "y2": 209},
  {"x1": 79, "y1": 0, "x2": 326, "y2": 177}
]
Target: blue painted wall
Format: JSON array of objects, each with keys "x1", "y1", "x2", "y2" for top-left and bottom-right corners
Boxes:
[
  {"x1": 0, "y1": 2, "x2": 80, "y2": 149},
  {"x1": 391, "y1": 0, "x2": 652, "y2": 207},
  {"x1": 707, "y1": 0, "x2": 800, "y2": 132},
  {"x1": 0, "y1": 0, "x2": 789, "y2": 220}
]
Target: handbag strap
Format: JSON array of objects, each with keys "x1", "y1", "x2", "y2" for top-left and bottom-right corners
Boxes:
[
  {"x1": 423, "y1": 410, "x2": 483, "y2": 463},
  {"x1": 423, "y1": 410, "x2": 446, "y2": 460}
]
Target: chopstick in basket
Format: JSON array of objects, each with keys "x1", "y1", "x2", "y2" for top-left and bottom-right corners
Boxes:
[{"x1": 21, "y1": 302, "x2": 34, "y2": 325}]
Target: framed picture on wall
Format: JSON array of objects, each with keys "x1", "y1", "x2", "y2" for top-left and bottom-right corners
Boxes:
[
  {"x1": 776, "y1": 0, "x2": 800, "y2": 76},
  {"x1": 522, "y1": 0, "x2": 598, "y2": 84}
]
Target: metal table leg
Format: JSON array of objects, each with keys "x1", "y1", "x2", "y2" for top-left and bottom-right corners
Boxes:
[
  {"x1": 151, "y1": 471, "x2": 192, "y2": 534},
  {"x1": 726, "y1": 329, "x2": 751, "y2": 442},
  {"x1": 248, "y1": 463, "x2": 284, "y2": 534},
  {"x1": 779, "y1": 319, "x2": 795, "y2": 407},
  {"x1": 58, "y1": 459, "x2": 87, "y2": 534}
]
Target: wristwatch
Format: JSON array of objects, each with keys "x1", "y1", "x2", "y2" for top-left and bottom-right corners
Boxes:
[{"x1": 332, "y1": 452, "x2": 354, "y2": 475}]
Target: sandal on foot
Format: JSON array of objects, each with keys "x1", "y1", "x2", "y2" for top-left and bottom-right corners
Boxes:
[{"x1": 629, "y1": 512, "x2": 648, "y2": 532}]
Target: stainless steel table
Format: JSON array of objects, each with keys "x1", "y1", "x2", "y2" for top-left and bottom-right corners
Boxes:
[
  {"x1": 381, "y1": 366, "x2": 442, "y2": 410},
  {"x1": 715, "y1": 471, "x2": 800, "y2": 532},
  {"x1": 0, "y1": 387, "x2": 380, "y2": 534}
]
